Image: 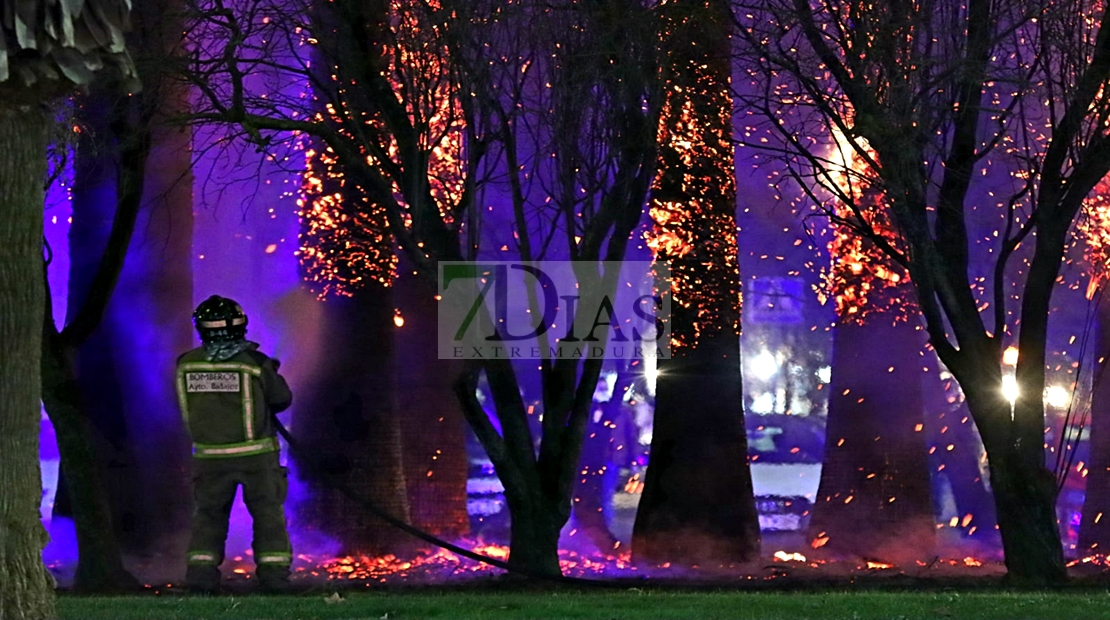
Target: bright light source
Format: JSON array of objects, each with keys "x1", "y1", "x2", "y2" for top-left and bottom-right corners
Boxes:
[
  {"x1": 1046, "y1": 385, "x2": 1070, "y2": 409},
  {"x1": 1002, "y1": 375, "x2": 1019, "y2": 405},
  {"x1": 1002, "y1": 346, "x2": 1019, "y2": 366},
  {"x1": 751, "y1": 350, "x2": 778, "y2": 382},
  {"x1": 393, "y1": 310, "x2": 404, "y2": 328},
  {"x1": 750, "y1": 392, "x2": 774, "y2": 415},
  {"x1": 816, "y1": 365, "x2": 832, "y2": 384}
]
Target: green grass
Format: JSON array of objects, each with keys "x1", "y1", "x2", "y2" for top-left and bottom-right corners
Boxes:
[{"x1": 56, "y1": 590, "x2": 1110, "y2": 620}]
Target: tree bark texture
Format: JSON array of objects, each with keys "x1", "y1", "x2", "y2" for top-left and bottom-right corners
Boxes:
[
  {"x1": 989, "y1": 450, "x2": 1066, "y2": 582},
  {"x1": 291, "y1": 285, "x2": 412, "y2": 554},
  {"x1": 634, "y1": 332, "x2": 761, "y2": 566},
  {"x1": 394, "y1": 270, "x2": 469, "y2": 539},
  {"x1": 807, "y1": 320, "x2": 934, "y2": 562},
  {"x1": 0, "y1": 106, "x2": 58, "y2": 620},
  {"x1": 505, "y1": 490, "x2": 565, "y2": 578}
]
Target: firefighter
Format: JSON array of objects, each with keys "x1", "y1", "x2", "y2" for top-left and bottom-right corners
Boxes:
[{"x1": 177, "y1": 295, "x2": 294, "y2": 593}]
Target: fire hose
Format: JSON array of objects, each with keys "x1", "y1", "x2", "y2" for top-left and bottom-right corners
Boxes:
[{"x1": 270, "y1": 415, "x2": 609, "y2": 586}]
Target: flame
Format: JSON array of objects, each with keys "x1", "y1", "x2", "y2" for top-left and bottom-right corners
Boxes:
[{"x1": 865, "y1": 561, "x2": 893, "y2": 570}]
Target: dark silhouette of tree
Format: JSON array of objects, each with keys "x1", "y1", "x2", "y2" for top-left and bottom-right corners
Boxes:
[
  {"x1": 0, "y1": 1, "x2": 136, "y2": 615},
  {"x1": 294, "y1": 133, "x2": 412, "y2": 553},
  {"x1": 808, "y1": 320, "x2": 934, "y2": 561},
  {"x1": 633, "y1": 0, "x2": 762, "y2": 568},
  {"x1": 737, "y1": 0, "x2": 1110, "y2": 583},
  {"x1": 44, "y1": 0, "x2": 193, "y2": 590}
]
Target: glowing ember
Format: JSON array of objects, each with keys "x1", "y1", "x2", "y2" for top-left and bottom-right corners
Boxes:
[
  {"x1": 1080, "y1": 177, "x2": 1110, "y2": 298},
  {"x1": 819, "y1": 138, "x2": 914, "y2": 324},
  {"x1": 773, "y1": 551, "x2": 807, "y2": 563},
  {"x1": 1067, "y1": 554, "x2": 1110, "y2": 568},
  {"x1": 297, "y1": 0, "x2": 464, "y2": 299}
]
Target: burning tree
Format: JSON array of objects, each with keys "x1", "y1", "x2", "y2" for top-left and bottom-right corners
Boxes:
[
  {"x1": 1078, "y1": 177, "x2": 1110, "y2": 554},
  {"x1": 0, "y1": 0, "x2": 136, "y2": 615},
  {"x1": 181, "y1": 0, "x2": 667, "y2": 576},
  {"x1": 737, "y1": 0, "x2": 1110, "y2": 583},
  {"x1": 633, "y1": 0, "x2": 762, "y2": 567},
  {"x1": 807, "y1": 175, "x2": 935, "y2": 561}
]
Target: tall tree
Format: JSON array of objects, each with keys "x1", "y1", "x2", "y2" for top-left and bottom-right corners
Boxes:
[
  {"x1": 450, "y1": 0, "x2": 666, "y2": 575},
  {"x1": 42, "y1": 86, "x2": 146, "y2": 593},
  {"x1": 295, "y1": 135, "x2": 412, "y2": 552},
  {"x1": 807, "y1": 183, "x2": 934, "y2": 560},
  {"x1": 63, "y1": 0, "x2": 194, "y2": 566},
  {"x1": 291, "y1": 1, "x2": 468, "y2": 543},
  {"x1": 45, "y1": 2, "x2": 193, "y2": 588},
  {"x1": 633, "y1": 0, "x2": 762, "y2": 567},
  {"x1": 738, "y1": 0, "x2": 1110, "y2": 582},
  {"x1": 0, "y1": 1, "x2": 136, "y2": 616}
]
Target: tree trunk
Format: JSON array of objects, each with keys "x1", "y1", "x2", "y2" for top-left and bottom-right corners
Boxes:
[
  {"x1": 634, "y1": 333, "x2": 760, "y2": 566},
  {"x1": 1079, "y1": 307, "x2": 1110, "y2": 554},
  {"x1": 0, "y1": 105, "x2": 57, "y2": 620},
  {"x1": 394, "y1": 270, "x2": 469, "y2": 539},
  {"x1": 505, "y1": 494, "x2": 565, "y2": 577},
  {"x1": 964, "y1": 386, "x2": 1066, "y2": 584},
  {"x1": 67, "y1": 95, "x2": 139, "y2": 551},
  {"x1": 989, "y1": 453, "x2": 1066, "y2": 583},
  {"x1": 292, "y1": 285, "x2": 412, "y2": 554},
  {"x1": 41, "y1": 331, "x2": 136, "y2": 592},
  {"x1": 807, "y1": 320, "x2": 934, "y2": 562},
  {"x1": 455, "y1": 358, "x2": 571, "y2": 578},
  {"x1": 69, "y1": 81, "x2": 195, "y2": 561}
]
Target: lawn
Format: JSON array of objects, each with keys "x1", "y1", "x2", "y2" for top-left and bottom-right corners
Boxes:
[{"x1": 57, "y1": 589, "x2": 1110, "y2": 620}]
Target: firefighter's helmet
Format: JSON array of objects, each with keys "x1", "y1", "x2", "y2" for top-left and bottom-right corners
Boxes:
[{"x1": 193, "y1": 295, "x2": 248, "y2": 343}]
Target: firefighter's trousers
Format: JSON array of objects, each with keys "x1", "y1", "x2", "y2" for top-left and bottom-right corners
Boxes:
[{"x1": 185, "y1": 451, "x2": 292, "y2": 587}]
